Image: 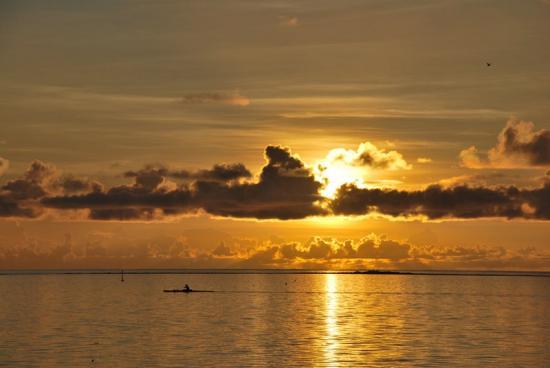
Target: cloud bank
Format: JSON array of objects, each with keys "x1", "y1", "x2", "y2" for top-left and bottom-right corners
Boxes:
[
  {"x1": 41, "y1": 145, "x2": 326, "y2": 220},
  {"x1": 0, "y1": 160, "x2": 101, "y2": 218},
  {"x1": 331, "y1": 183, "x2": 550, "y2": 220},
  {"x1": 2, "y1": 232, "x2": 548, "y2": 270},
  {"x1": 1, "y1": 142, "x2": 549, "y2": 221}
]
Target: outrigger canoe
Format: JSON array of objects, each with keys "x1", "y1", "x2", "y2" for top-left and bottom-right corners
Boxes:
[{"x1": 163, "y1": 289, "x2": 214, "y2": 293}]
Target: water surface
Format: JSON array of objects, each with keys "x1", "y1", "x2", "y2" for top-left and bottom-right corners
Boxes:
[{"x1": 1, "y1": 272, "x2": 549, "y2": 367}]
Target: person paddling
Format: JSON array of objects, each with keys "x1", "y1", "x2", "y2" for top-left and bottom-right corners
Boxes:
[{"x1": 184, "y1": 284, "x2": 191, "y2": 291}]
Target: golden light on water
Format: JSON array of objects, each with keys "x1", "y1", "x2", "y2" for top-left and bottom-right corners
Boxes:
[{"x1": 324, "y1": 273, "x2": 339, "y2": 365}]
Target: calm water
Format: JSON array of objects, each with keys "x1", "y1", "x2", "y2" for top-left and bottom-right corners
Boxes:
[{"x1": 1, "y1": 272, "x2": 549, "y2": 367}]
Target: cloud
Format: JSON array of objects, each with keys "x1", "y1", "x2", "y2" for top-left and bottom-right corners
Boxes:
[
  {"x1": 192, "y1": 145, "x2": 326, "y2": 219},
  {"x1": 238, "y1": 235, "x2": 550, "y2": 270},
  {"x1": 181, "y1": 91, "x2": 250, "y2": 106},
  {"x1": 2, "y1": 160, "x2": 101, "y2": 198},
  {"x1": 356, "y1": 237, "x2": 410, "y2": 260},
  {"x1": 42, "y1": 145, "x2": 326, "y2": 220},
  {"x1": 43, "y1": 184, "x2": 195, "y2": 220},
  {"x1": 3, "y1": 144, "x2": 550, "y2": 222},
  {"x1": 0, "y1": 160, "x2": 105, "y2": 218},
  {"x1": 170, "y1": 163, "x2": 252, "y2": 182},
  {"x1": 315, "y1": 142, "x2": 411, "y2": 197},
  {"x1": 120, "y1": 163, "x2": 253, "y2": 199},
  {"x1": 60, "y1": 176, "x2": 103, "y2": 194},
  {"x1": 460, "y1": 119, "x2": 550, "y2": 168},
  {"x1": 123, "y1": 166, "x2": 170, "y2": 191},
  {"x1": 0, "y1": 157, "x2": 9, "y2": 176},
  {"x1": 3, "y1": 178, "x2": 47, "y2": 201},
  {"x1": 0, "y1": 161, "x2": 56, "y2": 218},
  {"x1": 4, "y1": 232, "x2": 548, "y2": 270},
  {"x1": 211, "y1": 242, "x2": 235, "y2": 257},
  {"x1": 459, "y1": 146, "x2": 484, "y2": 168},
  {"x1": 436, "y1": 172, "x2": 536, "y2": 188},
  {"x1": 321, "y1": 142, "x2": 411, "y2": 171},
  {"x1": 277, "y1": 235, "x2": 410, "y2": 261},
  {"x1": 0, "y1": 196, "x2": 38, "y2": 218},
  {"x1": 331, "y1": 182, "x2": 550, "y2": 220}
]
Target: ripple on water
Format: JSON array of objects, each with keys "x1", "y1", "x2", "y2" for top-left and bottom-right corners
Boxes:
[{"x1": 0, "y1": 273, "x2": 549, "y2": 367}]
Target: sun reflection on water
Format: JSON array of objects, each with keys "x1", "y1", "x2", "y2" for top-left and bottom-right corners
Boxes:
[{"x1": 324, "y1": 273, "x2": 339, "y2": 366}]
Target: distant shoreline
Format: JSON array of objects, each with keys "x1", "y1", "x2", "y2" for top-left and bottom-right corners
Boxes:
[{"x1": 1, "y1": 269, "x2": 549, "y2": 278}]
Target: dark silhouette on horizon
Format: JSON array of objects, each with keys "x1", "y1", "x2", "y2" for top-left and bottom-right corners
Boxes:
[{"x1": 163, "y1": 284, "x2": 215, "y2": 293}]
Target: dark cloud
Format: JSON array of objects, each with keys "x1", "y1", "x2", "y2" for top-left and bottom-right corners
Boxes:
[
  {"x1": 0, "y1": 160, "x2": 58, "y2": 217},
  {"x1": 125, "y1": 163, "x2": 251, "y2": 186},
  {"x1": 43, "y1": 145, "x2": 325, "y2": 220},
  {"x1": 496, "y1": 119, "x2": 550, "y2": 166},
  {"x1": 89, "y1": 208, "x2": 156, "y2": 221},
  {"x1": 460, "y1": 119, "x2": 550, "y2": 168},
  {"x1": 521, "y1": 183, "x2": 550, "y2": 219},
  {"x1": 24, "y1": 161, "x2": 57, "y2": 183},
  {"x1": 124, "y1": 166, "x2": 168, "y2": 191},
  {"x1": 3, "y1": 145, "x2": 550, "y2": 221},
  {"x1": 193, "y1": 146, "x2": 325, "y2": 219},
  {"x1": 59, "y1": 176, "x2": 103, "y2": 194},
  {"x1": 0, "y1": 160, "x2": 104, "y2": 218},
  {"x1": 331, "y1": 183, "x2": 550, "y2": 220},
  {"x1": 2, "y1": 161, "x2": 100, "y2": 200},
  {"x1": 43, "y1": 186, "x2": 195, "y2": 220},
  {"x1": 264, "y1": 145, "x2": 304, "y2": 170},
  {"x1": 2, "y1": 179, "x2": 47, "y2": 200},
  {"x1": 0, "y1": 195, "x2": 38, "y2": 218},
  {"x1": 1, "y1": 160, "x2": 55, "y2": 201},
  {"x1": 171, "y1": 163, "x2": 251, "y2": 182}
]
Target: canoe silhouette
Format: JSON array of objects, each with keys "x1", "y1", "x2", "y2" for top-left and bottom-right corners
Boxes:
[{"x1": 163, "y1": 289, "x2": 214, "y2": 293}]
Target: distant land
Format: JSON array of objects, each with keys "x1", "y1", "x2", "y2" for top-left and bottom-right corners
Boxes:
[{"x1": 1, "y1": 269, "x2": 549, "y2": 277}]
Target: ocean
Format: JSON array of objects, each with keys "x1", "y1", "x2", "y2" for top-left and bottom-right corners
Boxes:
[{"x1": 1, "y1": 270, "x2": 549, "y2": 367}]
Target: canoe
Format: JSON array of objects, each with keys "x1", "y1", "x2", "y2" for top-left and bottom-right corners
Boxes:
[{"x1": 163, "y1": 289, "x2": 214, "y2": 293}]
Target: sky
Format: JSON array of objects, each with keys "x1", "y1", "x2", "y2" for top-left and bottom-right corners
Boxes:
[{"x1": 1, "y1": 0, "x2": 550, "y2": 270}]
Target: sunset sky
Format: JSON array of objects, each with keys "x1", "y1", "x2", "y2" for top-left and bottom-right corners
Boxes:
[{"x1": 1, "y1": 0, "x2": 549, "y2": 270}]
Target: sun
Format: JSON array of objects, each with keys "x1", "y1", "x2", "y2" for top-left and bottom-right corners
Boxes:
[{"x1": 314, "y1": 160, "x2": 369, "y2": 198}]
